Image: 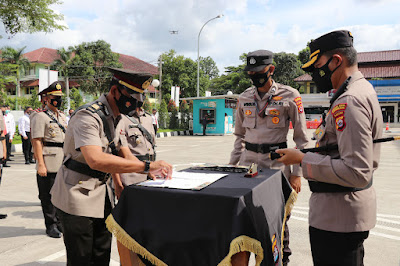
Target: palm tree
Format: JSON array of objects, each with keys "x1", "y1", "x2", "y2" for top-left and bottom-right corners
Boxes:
[
  {"x1": 1, "y1": 46, "x2": 30, "y2": 99},
  {"x1": 52, "y1": 47, "x2": 73, "y2": 109}
]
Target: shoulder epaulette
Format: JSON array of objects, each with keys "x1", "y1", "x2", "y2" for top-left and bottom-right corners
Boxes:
[{"x1": 86, "y1": 102, "x2": 102, "y2": 113}]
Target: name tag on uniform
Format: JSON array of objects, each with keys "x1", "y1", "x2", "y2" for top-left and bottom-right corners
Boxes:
[
  {"x1": 271, "y1": 101, "x2": 283, "y2": 106},
  {"x1": 243, "y1": 102, "x2": 255, "y2": 107}
]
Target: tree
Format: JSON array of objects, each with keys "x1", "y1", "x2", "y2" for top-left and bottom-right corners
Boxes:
[
  {"x1": 298, "y1": 46, "x2": 311, "y2": 66},
  {"x1": 158, "y1": 99, "x2": 169, "y2": 129},
  {"x1": 156, "y1": 50, "x2": 218, "y2": 98},
  {"x1": 209, "y1": 53, "x2": 251, "y2": 95},
  {"x1": 273, "y1": 52, "x2": 303, "y2": 89},
  {"x1": 66, "y1": 40, "x2": 122, "y2": 96},
  {"x1": 69, "y1": 87, "x2": 83, "y2": 109},
  {"x1": 0, "y1": 0, "x2": 67, "y2": 36},
  {"x1": 52, "y1": 47, "x2": 73, "y2": 108},
  {"x1": 1, "y1": 46, "x2": 30, "y2": 100}
]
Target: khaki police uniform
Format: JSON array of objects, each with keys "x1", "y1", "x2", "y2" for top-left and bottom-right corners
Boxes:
[
  {"x1": 118, "y1": 109, "x2": 156, "y2": 186},
  {"x1": 50, "y1": 94, "x2": 127, "y2": 265},
  {"x1": 302, "y1": 71, "x2": 383, "y2": 232},
  {"x1": 31, "y1": 107, "x2": 67, "y2": 233},
  {"x1": 230, "y1": 80, "x2": 308, "y2": 263},
  {"x1": 230, "y1": 81, "x2": 308, "y2": 177}
]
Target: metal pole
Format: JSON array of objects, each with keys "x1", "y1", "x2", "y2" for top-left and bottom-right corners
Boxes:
[
  {"x1": 159, "y1": 55, "x2": 163, "y2": 104},
  {"x1": 197, "y1": 15, "x2": 223, "y2": 98}
]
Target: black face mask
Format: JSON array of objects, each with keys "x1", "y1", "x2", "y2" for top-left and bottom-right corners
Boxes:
[
  {"x1": 114, "y1": 88, "x2": 137, "y2": 115},
  {"x1": 312, "y1": 57, "x2": 341, "y2": 93},
  {"x1": 50, "y1": 97, "x2": 62, "y2": 108},
  {"x1": 248, "y1": 71, "x2": 271, "y2": 88}
]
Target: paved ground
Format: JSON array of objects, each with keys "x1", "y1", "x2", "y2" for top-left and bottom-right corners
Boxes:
[{"x1": 0, "y1": 129, "x2": 400, "y2": 265}]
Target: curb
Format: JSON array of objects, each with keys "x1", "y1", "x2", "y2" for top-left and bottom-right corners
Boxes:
[{"x1": 156, "y1": 130, "x2": 192, "y2": 138}]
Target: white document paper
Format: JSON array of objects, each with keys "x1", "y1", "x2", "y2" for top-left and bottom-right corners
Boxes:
[{"x1": 137, "y1": 171, "x2": 227, "y2": 190}]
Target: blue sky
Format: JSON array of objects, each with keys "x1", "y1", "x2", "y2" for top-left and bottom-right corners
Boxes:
[{"x1": 1, "y1": 0, "x2": 399, "y2": 74}]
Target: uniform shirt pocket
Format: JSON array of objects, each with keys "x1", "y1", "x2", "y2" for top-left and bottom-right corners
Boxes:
[
  {"x1": 64, "y1": 171, "x2": 99, "y2": 191},
  {"x1": 127, "y1": 128, "x2": 141, "y2": 147},
  {"x1": 242, "y1": 107, "x2": 256, "y2": 129},
  {"x1": 265, "y1": 106, "x2": 287, "y2": 128}
]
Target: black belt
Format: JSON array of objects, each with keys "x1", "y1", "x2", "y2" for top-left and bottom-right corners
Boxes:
[
  {"x1": 308, "y1": 179, "x2": 373, "y2": 193},
  {"x1": 64, "y1": 158, "x2": 110, "y2": 182},
  {"x1": 135, "y1": 154, "x2": 156, "y2": 161},
  {"x1": 43, "y1": 142, "x2": 64, "y2": 148},
  {"x1": 245, "y1": 141, "x2": 287, "y2": 154}
]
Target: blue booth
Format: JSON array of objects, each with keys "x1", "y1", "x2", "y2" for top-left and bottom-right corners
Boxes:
[{"x1": 182, "y1": 95, "x2": 239, "y2": 135}]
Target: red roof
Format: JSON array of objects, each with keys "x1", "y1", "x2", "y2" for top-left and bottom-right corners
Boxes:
[
  {"x1": 118, "y1": 53, "x2": 158, "y2": 75},
  {"x1": 21, "y1": 79, "x2": 80, "y2": 87},
  {"x1": 22, "y1": 48, "x2": 158, "y2": 75},
  {"x1": 358, "y1": 50, "x2": 400, "y2": 64},
  {"x1": 23, "y1": 47, "x2": 60, "y2": 64},
  {"x1": 294, "y1": 74, "x2": 312, "y2": 82},
  {"x1": 146, "y1": 85, "x2": 159, "y2": 93},
  {"x1": 359, "y1": 64, "x2": 400, "y2": 79}
]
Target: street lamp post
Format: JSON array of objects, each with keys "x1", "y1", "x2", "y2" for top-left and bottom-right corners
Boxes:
[{"x1": 197, "y1": 14, "x2": 223, "y2": 98}]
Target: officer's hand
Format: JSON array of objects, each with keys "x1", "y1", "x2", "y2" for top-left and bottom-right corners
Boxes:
[
  {"x1": 148, "y1": 160, "x2": 173, "y2": 180},
  {"x1": 37, "y1": 163, "x2": 47, "y2": 177},
  {"x1": 23, "y1": 136, "x2": 28, "y2": 140},
  {"x1": 115, "y1": 183, "x2": 124, "y2": 200},
  {"x1": 289, "y1": 175, "x2": 301, "y2": 193},
  {"x1": 276, "y1": 148, "x2": 305, "y2": 165}
]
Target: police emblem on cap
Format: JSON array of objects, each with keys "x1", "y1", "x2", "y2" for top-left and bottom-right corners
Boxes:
[
  {"x1": 56, "y1": 83, "x2": 61, "y2": 90},
  {"x1": 249, "y1": 57, "x2": 256, "y2": 65},
  {"x1": 319, "y1": 70, "x2": 325, "y2": 77}
]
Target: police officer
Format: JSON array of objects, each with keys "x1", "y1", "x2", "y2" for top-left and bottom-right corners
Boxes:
[
  {"x1": 0, "y1": 110, "x2": 7, "y2": 219},
  {"x1": 276, "y1": 30, "x2": 383, "y2": 266},
  {"x1": 31, "y1": 81, "x2": 67, "y2": 238},
  {"x1": 229, "y1": 50, "x2": 308, "y2": 265},
  {"x1": 50, "y1": 68, "x2": 172, "y2": 266}
]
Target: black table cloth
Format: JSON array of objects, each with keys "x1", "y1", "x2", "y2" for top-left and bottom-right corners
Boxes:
[{"x1": 106, "y1": 168, "x2": 296, "y2": 266}]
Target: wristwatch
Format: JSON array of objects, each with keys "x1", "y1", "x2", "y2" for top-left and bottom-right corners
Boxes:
[{"x1": 143, "y1": 160, "x2": 151, "y2": 173}]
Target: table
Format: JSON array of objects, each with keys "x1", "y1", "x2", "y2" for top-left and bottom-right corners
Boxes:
[{"x1": 106, "y1": 168, "x2": 296, "y2": 266}]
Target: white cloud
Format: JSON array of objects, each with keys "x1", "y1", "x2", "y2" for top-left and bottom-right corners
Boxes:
[{"x1": 0, "y1": 0, "x2": 399, "y2": 75}]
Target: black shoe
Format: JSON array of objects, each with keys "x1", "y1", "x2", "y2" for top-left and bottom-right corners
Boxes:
[
  {"x1": 46, "y1": 226, "x2": 62, "y2": 238},
  {"x1": 10, "y1": 154, "x2": 14, "y2": 157},
  {"x1": 3, "y1": 164, "x2": 10, "y2": 167},
  {"x1": 29, "y1": 160, "x2": 35, "y2": 164},
  {"x1": 7, "y1": 158, "x2": 13, "y2": 161},
  {"x1": 25, "y1": 161, "x2": 30, "y2": 165},
  {"x1": 56, "y1": 223, "x2": 63, "y2": 233},
  {"x1": 0, "y1": 214, "x2": 7, "y2": 219}
]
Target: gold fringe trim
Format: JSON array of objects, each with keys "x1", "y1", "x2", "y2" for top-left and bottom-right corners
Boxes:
[
  {"x1": 106, "y1": 214, "x2": 167, "y2": 266},
  {"x1": 218, "y1": 235, "x2": 264, "y2": 266},
  {"x1": 280, "y1": 189, "x2": 298, "y2": 263}
]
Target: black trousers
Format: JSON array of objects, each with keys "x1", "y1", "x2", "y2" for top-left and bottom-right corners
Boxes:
[
  {"x1": 22, "y1": 132, "x2": 33, "y2": 162},
  {"x1": 5, "y1": 133, "x2": 11, "y2": 159},
  {"x1": 153, "y1": 124, "x2": 158, "y2": 134},
  {"x1": 37, "y1": 173, "x2": 60, "y2": 230},
  {"x1": 309, "y1": 226, "x2": 369, "y2": 266},
  {"x1": 57, "y1": 195, "x2": 112, "y2": 266}
]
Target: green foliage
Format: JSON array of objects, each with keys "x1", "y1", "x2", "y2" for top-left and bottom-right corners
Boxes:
[
  {"x1": 62, "y1": 40, "x2": 122, "y2": 96},
  {"x1": 158, "y1": 99, "x2": 169, "y2": 129},
  {"x1": 273, "y1": 52, "x2": 304, "y2": 89},
  {"x1": 169, "y1": 108, "x2": 179, "y2": 129},
  {"x1": 179, "y1": 100, "x2": 190, "y2": 129},
  {"x1": 298, "y1": 46, "x2": 311, "y2": 66},
  {"x1": 142, "y1": 97, "x2": 151, "y2": 112},
  {"x1": 167, "y1": 99, "x2": 177, "y2": 112},
  {"x1": 210, "y1": 53, "x2": 251, "y2": 95},
  {"x1": 155, "y1": 50, "x2": 218, "y2": 98},
  {"x1": 0, "y1": 0, "x2": 67, "y2": 36},
  {"x1": 69, "y1": 88, "x2": 83, "y2": 109}
]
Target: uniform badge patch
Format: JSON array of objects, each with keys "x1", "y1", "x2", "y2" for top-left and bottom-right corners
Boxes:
[
  {"x1": 269, "y1": 109, "x2": 280, "y2": 116},
  {"x1": 272, "y1": 117, "x2": 280, "y2": 124},
  {"x1": 331, "y1": 103, "x2": 347, "y2": 131},
  {"x1": 245, "y1": 110, "x2": 252, "y2": 116},
  {"x1": 271, "y1": 234, "x2": 279, "y2": 264},
  {"x1": 272, "y1": 96, "x2": 282, "y2": 101},
  {"x1": 294, "y1": 97, "x2": 304, "y2": 114}
]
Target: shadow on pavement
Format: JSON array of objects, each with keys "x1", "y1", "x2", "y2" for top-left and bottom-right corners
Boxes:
[
  {"x1": 13, "y1": 210, "x2": 42, "y2": 219},
  {"x1": 0, "y1": 201, "x2": 40, "y2": 208},
  {"x1": 0, "y1": 226, "x2": 45, "y2": 239}
]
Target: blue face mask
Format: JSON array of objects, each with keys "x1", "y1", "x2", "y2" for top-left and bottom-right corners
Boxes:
[{"x1": 5, "y1": 110, "x2": 10, "y2": 114}]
